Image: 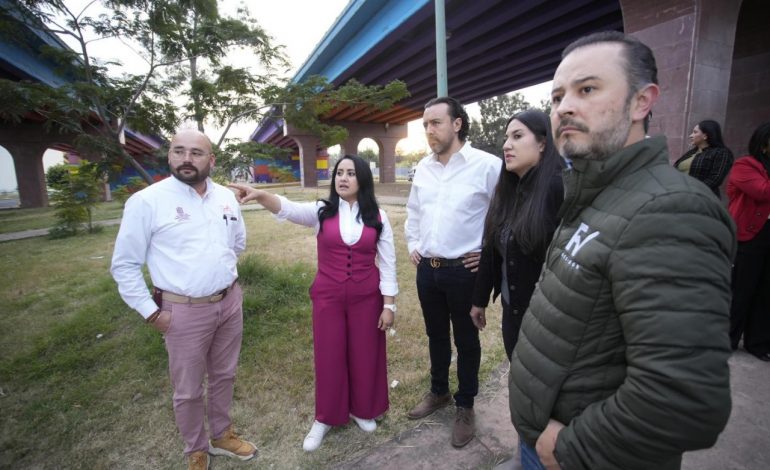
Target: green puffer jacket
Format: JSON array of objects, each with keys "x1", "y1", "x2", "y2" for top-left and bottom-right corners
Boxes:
[{"x1": 509, "y1": 136, "x2": 735, "y2": 470}]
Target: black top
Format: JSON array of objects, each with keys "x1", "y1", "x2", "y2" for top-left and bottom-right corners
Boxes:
[
  {"x1": 673, "y1": 146, "x2": 734, "y2": 197},
  {"x1": 472, "y1": 171, "x2": 564, "y2": 316}
]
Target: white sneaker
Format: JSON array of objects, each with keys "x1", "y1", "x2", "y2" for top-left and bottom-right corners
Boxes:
[
  {"x1": 350, "y1": 414, "x2": 377, "y2": 433},
  {"x1": 302, "y1": 420, "x2": 331, "y2": 452}
]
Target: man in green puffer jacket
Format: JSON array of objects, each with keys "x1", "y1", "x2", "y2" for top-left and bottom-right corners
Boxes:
[{"x1": 509, "y1": 31, "x2": 736, "y2": 470}]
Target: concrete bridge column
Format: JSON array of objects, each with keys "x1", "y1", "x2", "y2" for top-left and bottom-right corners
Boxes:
[
  {"x1": 284, "y1": 123, "x2": 320, "y2": 187},
  {"x1": 3, "y1": 141, "x2": 50, "y2": 208},
  {"x1": 292, "y1": 135, "x2": 320, "y2": 188},
  {"x1": 724, "y1": 0, "x2": 770, "y2": 156},
  {"x1": 376, "y1": 136, "x2": 401, "y2": 183},
  {"x1": 0, "y1": 121, "x2": 79, "y2": 208},
  {"x1": 338, "y1": 121, "x2": 408, "y2": 183},
  {"x1": 9, "y1": 142, "x2": 49, "y2": 208},
  {"x1": 285, "y1": 121, "x2": 408, "y2": 186},
  {"x1": 621, "y1": 0, "x2": 742, "y2": 159},
  {"x1": 340, "y1": 135, "x2": 363, "y2": 157}
]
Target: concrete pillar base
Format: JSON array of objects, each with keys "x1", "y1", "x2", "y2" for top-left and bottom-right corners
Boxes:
[{"x1": 336, "y1": 121, "x2": 408, "y2": 183}]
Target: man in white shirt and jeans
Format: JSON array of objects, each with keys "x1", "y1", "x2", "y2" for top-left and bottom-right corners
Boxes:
[
  {"x1": 405, "y1": 97, "x2": 501, "y2": 448},
  {"x1": 111, "y1": 129, "x2": 256, "y2": 470}
]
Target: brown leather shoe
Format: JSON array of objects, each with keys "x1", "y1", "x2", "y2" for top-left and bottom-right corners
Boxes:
[
  {"x1": 407, "y1": 391, "x2": 453, "y2": 419},
  {"x1": 188, "y1": 451, "x2": 209, "y2": 470},
  {"x1": 209, "y1": 427, "x2": 257, "y2": 461},
  {"x1": 451, "y1": 406, "x2": 475, "y2": 448}
]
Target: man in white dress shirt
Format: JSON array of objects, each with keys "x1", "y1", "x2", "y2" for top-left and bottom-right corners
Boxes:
[
  {"x1": 405, "y1": 97, "x2": 502, "y2": 448},
  {"x1": 111, "y1": 129, "x2": 256, "y2": 470}
]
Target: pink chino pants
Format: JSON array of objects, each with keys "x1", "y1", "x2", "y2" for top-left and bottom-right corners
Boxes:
[{"x1": 163, "y1": 283, "x2": 243, "y2": 455}]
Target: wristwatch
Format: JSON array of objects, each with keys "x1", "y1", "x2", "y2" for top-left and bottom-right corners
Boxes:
[{"x1": 383, "y1": 304, "x2": 397, "y2": 313}]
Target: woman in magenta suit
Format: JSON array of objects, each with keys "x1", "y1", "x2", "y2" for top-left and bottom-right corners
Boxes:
[{"x1": 229, "y1": 155, "x2": 397, "y2": 451}]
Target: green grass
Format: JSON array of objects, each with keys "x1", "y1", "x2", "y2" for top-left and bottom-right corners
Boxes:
[
  {"x1": 0, "y1": 181, "x2": 409, "y2": 236},
  {"x1": 0, "y1": 207, "x2": 505, "y2": 469},
  {"x1": 0, "y1": 229, "x2": 319, "y2": 468},
  {"x1": 0, "y1": 201, "x2": 125, "y2": 234}
]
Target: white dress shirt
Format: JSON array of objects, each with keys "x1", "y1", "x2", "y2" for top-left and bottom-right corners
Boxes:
[
  {"x1": 405, "y1": 142, "x2": 501, "y2": 258},
  {"x1": 111, "y1": 176, "x2": 246, "y2": 318},
  {"x1": 276, "y1": 196, "x2": 398, "y2": 297}
]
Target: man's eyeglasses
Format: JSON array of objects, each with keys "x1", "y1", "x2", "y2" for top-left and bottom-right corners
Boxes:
[{"x1": 170, "y1": 148, "x2": 211, "y2": 159}]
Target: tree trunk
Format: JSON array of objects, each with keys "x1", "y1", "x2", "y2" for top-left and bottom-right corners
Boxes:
[
  {"x1": 189, "y1": 56, "x2": 205, "y2": 132},
  {"x1": 125, "y1": 151, "x2": 156, "y2": 185}
]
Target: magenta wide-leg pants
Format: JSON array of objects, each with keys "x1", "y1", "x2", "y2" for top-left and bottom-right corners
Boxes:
[{"x1": 309, "y1": 273, "x2": 389, "y2": 425}]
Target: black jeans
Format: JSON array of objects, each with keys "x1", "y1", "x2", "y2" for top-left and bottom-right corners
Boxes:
[
  {"x1": 730, "y1": 221, "x2": 770, "y2": 355},
  {"x1": 416, "y1": 262, "x2": 480, "y2": 408}
]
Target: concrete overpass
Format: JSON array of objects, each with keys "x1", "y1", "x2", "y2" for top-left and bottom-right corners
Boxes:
[
  {"x1": 254, "y1": 0, "x2": 768, "y2": 188},
  {"x1": 0, "y1": 0, "x2": 164, "y2": 208}
]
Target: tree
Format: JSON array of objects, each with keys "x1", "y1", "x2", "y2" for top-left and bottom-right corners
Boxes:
[
  {"x1": 260, "y1": 75, "x2": 409, "y2": 148},
  {"x1": 207, "y1": 72, "x2": 410, "y2": 181},
  {"x1": 396, "y1": 150, "x2": 425, "y2": 168},
  {"x1": 146, "y1": 0, "x2": 287, "y2": 145},
  {"x1": 0, "y1": 1, "x2": 409, "y2": 185},
  {"x1": 536, "y1": 98, "x2": 551, "y2": 116},
  {"x1": 467, "y1": 93, "x2": 530, "y2": 156},
  {"x1": 0, "y1": 0, "x2": 182, "y2": 183},
  {"x1": 358, "y1": 148, "x2": 378, "y2": 163}
]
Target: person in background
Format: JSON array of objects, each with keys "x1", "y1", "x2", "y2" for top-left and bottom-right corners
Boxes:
[
  {"x1": 229, "y1": 154, "x2": 397, "y2": 452},
  {"x1": 673, "y1": 119, "x2": 734, "y2": 198},
  {"x1": 509, "y1": 31, "x2": 734, "y2": 470},
  {"x1": 470, "y1": 109, "x2": 563, "y2": 361},
  {"x1": 404, "y1": 96, "x2": 501, "y2": 448},
  {"x1": 111, "y1": 129, "x2": 256, "y2": 470},
  {"x1": 726, "y1": 121, "x2": 770, "y2": 361}
]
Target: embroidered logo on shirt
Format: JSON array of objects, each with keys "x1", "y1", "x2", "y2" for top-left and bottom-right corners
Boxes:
[{"x1": 174, "y1": 206, "x2": 191, "y2": 221}]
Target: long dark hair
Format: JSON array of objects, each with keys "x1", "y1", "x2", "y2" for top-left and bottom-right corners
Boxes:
[
  {"x1": 697, "y1": 119, "x2": 726, "y2": 148},
  {"x1": 318, "y1": 155, "x2": 383, "y2": 239},
  {"x1": 482, "y1": 110, "x2": 563, "y2": 255},
  {"x1": 748, "y1": 121, "x2": 770, "y2": 176}
]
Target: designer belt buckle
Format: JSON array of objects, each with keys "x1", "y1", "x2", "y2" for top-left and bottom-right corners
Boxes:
[{"x1": 430, "y1": 257, "x2": 441, "y2": 268}]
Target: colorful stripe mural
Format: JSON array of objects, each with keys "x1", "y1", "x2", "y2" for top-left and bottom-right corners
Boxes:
[{"x1": 252, "y1": 152, "x2": 329, "y2": 183}]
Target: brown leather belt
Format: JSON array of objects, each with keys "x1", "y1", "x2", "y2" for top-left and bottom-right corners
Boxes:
[
  {"x1": 156, "y1": 280, "x2": 237, "y2": 304},
  {"x1": 422, "y1": 257, "x2": 465, "y2": 268}
]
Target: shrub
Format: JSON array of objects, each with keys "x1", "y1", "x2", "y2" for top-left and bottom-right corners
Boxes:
[
  {"x1": 48, "y1": 162, "x2": 104, "y2": 238},
  {"x1": 46, "y1": 163, "x2": 72, "y2": 191}
]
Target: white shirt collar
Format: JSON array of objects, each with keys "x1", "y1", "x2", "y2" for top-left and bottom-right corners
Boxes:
[
  {"x1": 168, "y1": 175, "x2": 213, "y2": 197},
  {"x1": 339, "y1": 198, "x2": 359, "y2": 213},
  {"x1": 430, "y1": 141, "x2": 471, "y2": 164}
]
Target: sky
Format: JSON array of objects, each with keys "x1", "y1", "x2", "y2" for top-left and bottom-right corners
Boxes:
[
  {"x1": 0, "y1": 0, "x2": 552, "y2": 191},
  {"x1": 55, "y1": 0, "x2": 356, "y2": 143},
  {"x1": 54, "y1": 0, "x2": 552, "y2": 146},
  {"x1": 2, "y1": 0, "x2": 352, "y2": 191}
]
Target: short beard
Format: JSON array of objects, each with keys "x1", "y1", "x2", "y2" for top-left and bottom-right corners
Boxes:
[
  {"x1": 172, "y1": 164, "x2": 209, "y2": 185},
  {"x1": 429, "y1": 136, "x2": 453, "y2": 156},
  {"x1": 429, "y1": 142, "x2": 446, "y2": 156},
  {"x1": 558, "y1": 100, "x2": 632, "y2": 161},
  {"x1": 561, "y1": 121, "x2": 631, "y2": 161}
]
